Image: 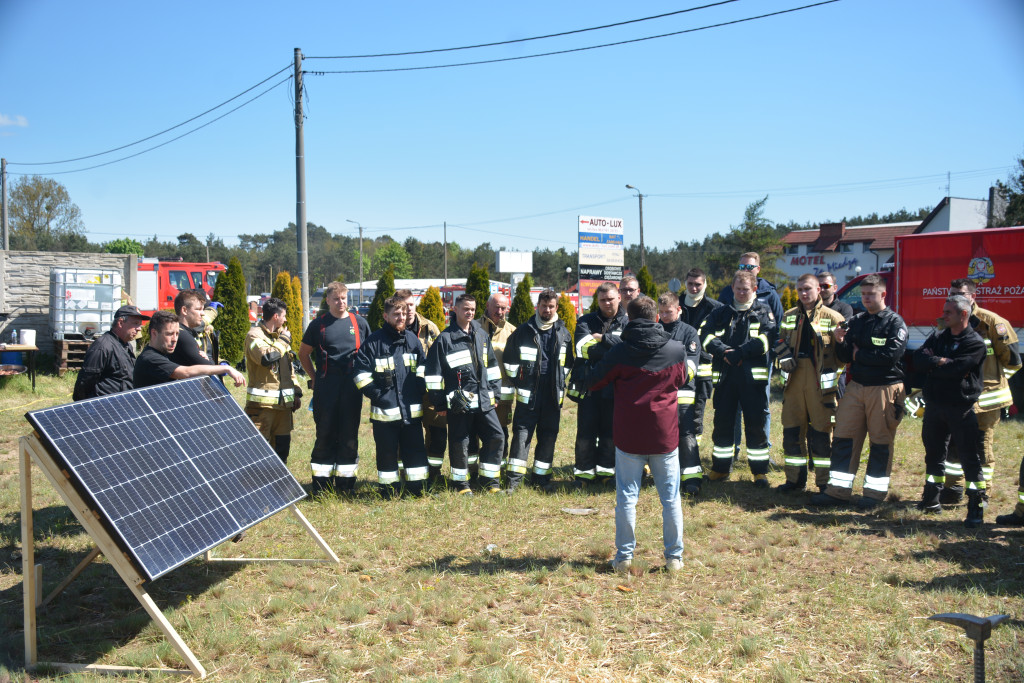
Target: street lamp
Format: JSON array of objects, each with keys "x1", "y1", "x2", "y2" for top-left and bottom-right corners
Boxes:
[
  {"x1": 625, "y1": 184, "x2": 645, "y2": 268},
  {"x1": 346, "y1": 219, "x2": 363, "y2": 305},
  {"x1": 565, "y1": 266, "x2": 572, "y2": 292}
]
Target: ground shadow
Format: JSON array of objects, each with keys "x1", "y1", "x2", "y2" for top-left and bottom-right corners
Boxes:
[{"x1": 407, "y1": 552, "x2": 606, "y2": 576}]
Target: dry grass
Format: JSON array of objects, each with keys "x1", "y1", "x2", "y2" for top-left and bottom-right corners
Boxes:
[{"x1": 0, "y1": 374, "x2": 1022, "y2": 681}]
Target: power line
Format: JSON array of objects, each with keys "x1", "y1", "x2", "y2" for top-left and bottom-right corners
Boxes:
[
  {"x1": 8, "y1": 76, "x2": 292, "y2": 176},
  {"x1": 8, "y1": 64, "x2": 293, "y2": 167},
  {"x1": 305, "y1": 1, "x2": 840, "y2": 75},
  {"x1": 305, "y1": 0, "x2": 743, "y2": 59}
]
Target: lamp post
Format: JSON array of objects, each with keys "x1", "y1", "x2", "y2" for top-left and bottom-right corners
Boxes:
[
  {"x1": 565, "y1": 266, "x2": 572, "y2": 292},
  {"x1": 625, "y1": 184, "x2": 645, "y2": 268},
  {"x1": 346, "y1": 219, "x2": 363, "y2": 305}
]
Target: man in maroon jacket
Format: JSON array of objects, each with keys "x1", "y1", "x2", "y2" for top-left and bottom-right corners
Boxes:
[{"x1": 589, "y1": 295, "x2": 689, "y2": 574}]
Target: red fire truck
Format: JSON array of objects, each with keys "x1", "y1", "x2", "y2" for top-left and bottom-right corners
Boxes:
[{"x1": 136, "y1": 259, "x2": 226, "y2": 316}]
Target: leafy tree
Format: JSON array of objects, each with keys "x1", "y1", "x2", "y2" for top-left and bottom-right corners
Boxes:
[
  {"x1": 371, "y1": 240, "x2": 413, "y2": 279},
  {"x1": 556, "y1": 293, "x2": 577, "y2": 339},
  {"x1": 706, "y1": 196, "x2": 785, "y2": 286},
  {"x1": 637, "y1": 265, "x2": 658, "y2": 299},
  {"x1": 994, "y1": 154, "x2": 1024, "y2": 228},
  {"x1": 418, "y1": 286, "x2": 447, "y2": 330},
  {"x1": 465, "y1": 262, "x2": 492, "y2": 318},
  {"x1": 104, "y1": 237, "x2": 145, "y2": 256},
  {"x1": 368, "y1": 265, "x2": 395, "y2": 331},
  {"x1": 8, "y1": 175, "x2": 96, "y2": 252},
  {"x1": 290, "y1": 275, "x2": 304, "y2": 353},
  {"x1": 780, "y1": 285, "x2": 798, "y2": 311},
  {"x1": 508, "y1": 275, "x2": 535, "y2": 326},
  {"x1": 213, "y1": 257, "x2": 249, "y2": 365}
]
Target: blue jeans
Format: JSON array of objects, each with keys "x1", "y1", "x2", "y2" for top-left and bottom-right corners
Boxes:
[{"x1": 614, "y1": 447, "x2": 684, "y2": 563}]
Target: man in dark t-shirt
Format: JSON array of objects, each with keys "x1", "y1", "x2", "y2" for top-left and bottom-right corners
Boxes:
[
  {"x1": 299, "y1": 281, "x2": 370, "y2": 495},
  {"x1": 135, "y1": 311, "x2": 246, "y2": 389},
  {"x1": 170, "y1": 289, "x2": 215, "y2": 367}
]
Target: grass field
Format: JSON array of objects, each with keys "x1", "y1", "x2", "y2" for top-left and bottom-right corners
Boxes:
[{"x1": 1, "y1": 370, "x2": 1022, "y2": 682}]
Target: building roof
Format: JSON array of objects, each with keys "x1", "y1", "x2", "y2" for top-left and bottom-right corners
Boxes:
[{"x1": 782, "y1": 221, "x2": 921, "y2": 252}]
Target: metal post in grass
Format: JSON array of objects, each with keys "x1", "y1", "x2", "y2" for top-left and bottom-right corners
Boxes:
[{"x1": 928, "y1": 612, "x2": 1009, "y2": 683}]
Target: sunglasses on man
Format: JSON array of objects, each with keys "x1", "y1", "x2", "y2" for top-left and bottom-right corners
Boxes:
[{"x1": 737, "y1": 263, "x2": 757, "y2": 272}]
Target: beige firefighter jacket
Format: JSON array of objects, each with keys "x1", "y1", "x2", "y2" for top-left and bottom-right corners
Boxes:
[
  {"x1": 414, "y1": 311, "x2": 441, "y2": 355},
  {"x1": 776, "y1": 299, "x2": 846, "y2": 396},
  {"x1": 481, "y1": 316, "x2": 516, "y2": 403},
  {"x1": 244, "y1": 322, "x2": 297, "y2": 409},
  {"x1": 971, "y1": 304, "x2": 1021, "y2": 411}
]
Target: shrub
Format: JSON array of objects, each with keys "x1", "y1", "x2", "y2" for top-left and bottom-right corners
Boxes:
[{"x1": 212, "y1": 257, "x2": 249, "y2": 365}]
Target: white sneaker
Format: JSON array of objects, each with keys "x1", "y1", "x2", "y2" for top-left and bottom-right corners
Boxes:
[
  {"x1": 612, "y1": 558, "x2": 632, "y2": 574},
  {"x1": 665, "y1": 558, "x2": 683, "y2": 573}
]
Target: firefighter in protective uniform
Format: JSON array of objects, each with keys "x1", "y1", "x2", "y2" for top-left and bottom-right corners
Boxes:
[
  {"x1": 700, "y1": 270, "x2": 776, "y2": 486},
  {"x1": 943, "y1": 279, "x2": 1023, "y2": 509},
  {"x1": 244, "y1": 297, "x2": 300, "y2": 464},
  {"x1": 774, "y1": 274, "x2": 845, "y2": 493},
  {"x1": 424, "y1": 294, "x2": 505, "y2": 493},
  {"x1": 680, "y1": 268, "x2": 723, "y2": 470},
  {"x1": 502, "y1": 290, "x2": 573, "y2": 491},
  {"x1": 568, "y1": 282, "x2": 628, "y2": 488},
  {"x1": 399, "y1": 291, "x2": 446, "y2": 485},
  {"x1": 810, "y1": 274, "x2": 907, "y2": 509},
  {"x1": 353, "y1": 296, "x2": 430, "y2": 498},
  {"x1": 912, "y1": 294, "x2": 987, "y2": 526},
  {"x1": 479, "y1": 293, "x2": 516, "y2": 463},
  {"x1": 658, "y1": 292, "x2": 702, "y2": 495}
]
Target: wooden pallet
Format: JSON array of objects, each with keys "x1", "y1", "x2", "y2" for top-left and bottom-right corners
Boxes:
[{"x1": 55, "y1": 339, "x2": 92, "y2": 376}]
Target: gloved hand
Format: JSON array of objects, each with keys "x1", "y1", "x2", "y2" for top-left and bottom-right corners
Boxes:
[
  {"x1": 278, "y1": 330, "x2": 292, "y2": 346},
  {"x1": 291, "y1": 399, "x2": 302, "y2": 412},
  {"x1": 723, "y1": 348, "x2": 742, "y2": 366},
  {"x1": 779, "y1": 356, "x2": 797, "y2": 373}
]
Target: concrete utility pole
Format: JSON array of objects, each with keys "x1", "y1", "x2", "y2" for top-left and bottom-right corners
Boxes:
[
  {"x1": 346, "y1": 219, "x2": 363, "y2": 304},
  {"x1": 626, "y1": 184, "x2": 645, "y2": 268},
  {"x1": 294, "y1": 47, "x2": 310, "y2": 327},
  {"x1": 443, "y1": 221, "x2": 448, "y2": 286},
  {"x1": 1, "y1": 158, "x2": 8, "y2": 250}
]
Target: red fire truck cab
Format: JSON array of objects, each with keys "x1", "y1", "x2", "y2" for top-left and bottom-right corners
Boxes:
[{"x1": 136, "y1": 259, "x2": 227, "y2": 316}]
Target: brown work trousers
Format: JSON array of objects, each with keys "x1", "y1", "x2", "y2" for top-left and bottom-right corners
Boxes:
[
  {"x1": 826, "y1": 381, "x2": 904, "y2": 501},
  {"x1": 781, "y1": 359, "x2": 837, "y2": 487}
]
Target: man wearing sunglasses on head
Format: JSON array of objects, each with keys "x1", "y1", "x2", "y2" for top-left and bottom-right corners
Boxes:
[{"x1": 717, "y1": 253, "x2": 783, "y2": 462}]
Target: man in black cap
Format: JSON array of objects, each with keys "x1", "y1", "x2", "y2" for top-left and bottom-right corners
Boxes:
[{"x1": 73, "y1": 305, "x2": 150, "y2": 400}]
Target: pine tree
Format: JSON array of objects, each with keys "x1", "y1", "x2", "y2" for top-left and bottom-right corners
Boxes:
[
  {"x1": 368, "y1": 265, "x2": 395, "y2": 331},
  {"x1": 290, "y1": 275, "x2": 304, "y2": 353},
  {"x1": 418, "y1": 286, "x2": 447, "y2": 330},
  {"x1": 213, "y1": 256, "x2": 249, "y2": 365},
  {"x1": 508, "y1": 275, "x2": 534, "y2": 326},
  {"x1": 465, "y1": 262, "x2": 492, "y2": 318},
  {"x1": 271, "y1": 271, "x2": 293, "y2": 317},
  {"x1": 637, "y1": 265, "x2": 658, "y2": 299},
  {"x1": 556, "y1": 292, "x2": 577, "y2": 339}
]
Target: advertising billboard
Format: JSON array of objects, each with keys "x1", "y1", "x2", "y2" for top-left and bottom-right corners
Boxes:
[{"x1": 578, "y1": 215, "x2": 624, "y2": 305}]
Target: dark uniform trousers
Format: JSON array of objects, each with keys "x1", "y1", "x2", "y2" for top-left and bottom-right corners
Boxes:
[
  {"x1": 372, "y1": 421, "x2": 429, "y2": 497},
  {"x1": 422, "y1": 400, "x2": 448, "y2": 478},
  {"x1": 310, "y1": 370, "x2": 363, "y2": 493},
  {"x1": 711, "y1": 370, "x2": 770, "y2": 475},
  {"x1": 508, "y1": 378, "x2": 562, "y2": 486},
  {"x1": 826, "y1": 381, "x2": 903, "y2": 501},
  {"x1": 448, "y1": 408, "x2": 504, "y2": 488},
  {"x1": 574, "y1": 393, "x2": 616, "y2": 481},
  {"x1": 922, "y1": 402, "x2": 984, "y2": 494},
  {"x1": 678, "y1": 387, "x2": 705, "y2": 486}
]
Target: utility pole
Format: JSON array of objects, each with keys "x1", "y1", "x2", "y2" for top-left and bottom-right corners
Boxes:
[
  {"x1": 625, "y1": 184, "x2": 645, "y2": 268},
  {"x1": 1, "y1": 158, "x2": 8, "y2": 250},
  {"x1": 443, "y1": 221, "x2": 448, "y2": 286},
  {"x1": 346, "y1": 219, "x2": 363, "y2": 304},
  {"x1": 294, "y1": 47, "x2": 310, "y2": 328}
]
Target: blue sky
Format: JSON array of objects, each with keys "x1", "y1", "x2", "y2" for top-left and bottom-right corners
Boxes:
[{"x1": 2, "y1": 0, "x2": 1022, "y2": 255}]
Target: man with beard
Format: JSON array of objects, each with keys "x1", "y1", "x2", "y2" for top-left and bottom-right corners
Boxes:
[
  {"x1": 502, "y1": 289, "x2": 574, "y2": 492},
  {"x1": 73, "y1": 305, "x2": 150, "y2": 400},
  {"x1": 354, "y1": 296, "x2": 430, "y2": 498}
]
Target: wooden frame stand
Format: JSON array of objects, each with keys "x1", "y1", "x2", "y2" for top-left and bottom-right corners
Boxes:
[{"x1": 20, "y1": 434, "x2": 339, "y2": 679}]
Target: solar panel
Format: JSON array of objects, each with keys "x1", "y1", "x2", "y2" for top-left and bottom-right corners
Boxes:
[{"x1": 26, "y1": 376, "x2": 306, "y2": 580}]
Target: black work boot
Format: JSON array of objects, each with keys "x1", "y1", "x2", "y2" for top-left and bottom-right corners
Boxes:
[
  {"x1": 777, "y1": 467, "x2": 807, "y2": 493},
  {"x1": 938, "y1": 485, "x2": 964, "y2": 507},
  {"x1": 311, "y1": 476, "x2": 333, "y2": 497},
  {"x1": 964, "y1": 490, "x2": 987, "y2": 529},
  {"x1": 916, "y1": 482, "x2": 943, "y2": 513}
]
